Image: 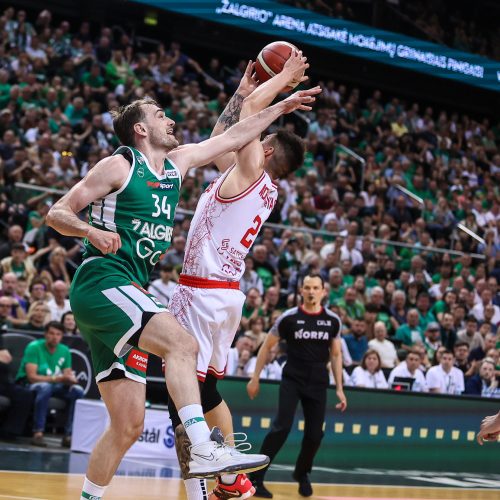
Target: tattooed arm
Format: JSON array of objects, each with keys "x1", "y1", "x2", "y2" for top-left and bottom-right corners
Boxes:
[{"x1": 210, "y1": 61, "x2": 258, "y2": 173}]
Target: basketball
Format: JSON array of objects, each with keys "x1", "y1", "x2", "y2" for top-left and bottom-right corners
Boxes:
[{"x1": 255, "y1": 41, "x2": 302, "y2": 92}]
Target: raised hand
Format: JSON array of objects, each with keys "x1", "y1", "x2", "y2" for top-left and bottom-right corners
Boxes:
[
  {"x1": 237, "y1": 60, "x2": 259, "y2": 97},
  {"x1": 281, "y1": 86, "x2": 322, "y2": 113},
  {"x1": 283, "y1": 50, "x2": 309, "y2": 86}
]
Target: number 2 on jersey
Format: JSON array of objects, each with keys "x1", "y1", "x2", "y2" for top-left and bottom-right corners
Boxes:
[
  {"x1": 240, "y1": 215, "x2": 262, "y2": 249},
  {"x1": 151, "y1": 194, "x2": 170, "y2": 219}
]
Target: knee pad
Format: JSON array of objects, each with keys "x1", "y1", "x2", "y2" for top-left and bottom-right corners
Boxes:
[{"x1": 201, "y1": 374, "x2": 223, "y2": 413}]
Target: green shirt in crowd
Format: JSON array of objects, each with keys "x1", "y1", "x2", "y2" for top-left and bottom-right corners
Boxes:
[{"x1": 16, "y1": 339, "x2": 71, "y2": 381}]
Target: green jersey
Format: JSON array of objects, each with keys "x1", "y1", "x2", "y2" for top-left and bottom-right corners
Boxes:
[
  {"x1": 84, "y1": 146, "x2": 182, "y2": 285},
  {"x1": 16, "y1": 339, "x2": 71, "y2": 381}
]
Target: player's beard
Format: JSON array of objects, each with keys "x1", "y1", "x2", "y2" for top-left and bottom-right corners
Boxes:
[{"x1": 150, "y1": 128, "x2": 178, "y2": 151}]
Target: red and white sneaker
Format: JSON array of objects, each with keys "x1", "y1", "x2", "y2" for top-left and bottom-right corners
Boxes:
[{"x1": 209, "y1": 474, "x2": 256, "y2": 499}]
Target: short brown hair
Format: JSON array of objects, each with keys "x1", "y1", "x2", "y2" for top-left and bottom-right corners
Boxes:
[
  {"x1": 111, "y1": 97, "x2": 160, "y2": 146},
  {"x1": 270, "y1": 129, "x2": 305, "y2": 174}
]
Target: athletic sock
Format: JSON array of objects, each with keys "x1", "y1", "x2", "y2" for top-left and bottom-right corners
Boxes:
[
  {"x1": 183, "y1": 478, "x2": 208, "y2": 500},
  {"x1": 81, "y1": 477, "x2": 106, "y2": 499},
  {"x1": 178, "y1": 404, "x2": 212, "y2": 446},
  {"x1": 220, "y1": 473, "x2": 237, "y2": 485}
]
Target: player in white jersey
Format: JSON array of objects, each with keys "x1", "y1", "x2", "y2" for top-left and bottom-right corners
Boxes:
[{"x1": 168, "y1": 52, "x2": 317, "y2": 499}]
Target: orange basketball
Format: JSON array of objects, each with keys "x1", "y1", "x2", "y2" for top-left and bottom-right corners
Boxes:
[{"x1": 255, "y1": 41, "x2": 302, "y2": 92}]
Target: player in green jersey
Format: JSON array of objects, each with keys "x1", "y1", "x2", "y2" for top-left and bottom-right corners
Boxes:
[{"x1": 46, "y1": 90, "x2": 318, "y2": 500}]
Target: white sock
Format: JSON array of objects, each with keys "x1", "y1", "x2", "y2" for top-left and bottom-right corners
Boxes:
[
  {"x1": 81, "y1": 477, "x2": 106, "y2": 499},
  {"x1": 178, "y1": 404, "x2": 211, "y2": 446},
  {"x1": 221, "y1": 473, "x2": 237, "y2": 485},
  {"x1": 183, "y1": 478, "x2": 208, "y2": 500}
]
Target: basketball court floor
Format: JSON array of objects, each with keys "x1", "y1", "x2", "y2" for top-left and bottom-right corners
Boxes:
[{"x1": 0, "y1": 438, "x2": 499, "y2": 500}]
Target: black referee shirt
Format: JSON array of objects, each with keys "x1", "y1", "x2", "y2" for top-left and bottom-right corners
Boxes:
[{"x1": 270, "y1": 306, "x2": 342, "y2": 364}]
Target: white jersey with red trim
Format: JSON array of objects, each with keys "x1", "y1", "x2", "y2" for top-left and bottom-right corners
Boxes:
[{"x1": 182, "y1": 166, "x2": 278, "y2": 281}]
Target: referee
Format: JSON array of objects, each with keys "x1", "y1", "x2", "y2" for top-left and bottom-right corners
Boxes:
[{"x1": 247, "y1": 273, "x2": 347, "y2": 498}]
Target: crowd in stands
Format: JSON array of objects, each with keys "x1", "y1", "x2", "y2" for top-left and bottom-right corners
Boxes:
[
  {"x1": 278, "y1": 0, "x2": 500, "y2": 61},
  {"x1": 0, "y1": 4, "x2": 498, "y2": 436}
]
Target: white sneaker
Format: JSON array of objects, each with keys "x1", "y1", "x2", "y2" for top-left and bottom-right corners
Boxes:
[{"x1": 188, "y1": 427, "x2": 269, "y2": 479}]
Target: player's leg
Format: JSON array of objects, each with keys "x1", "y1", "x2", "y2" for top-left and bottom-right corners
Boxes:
[
  {"x1": 140, "y1": 311, "x2": 269, "y2": 478},
  {"x1": 292, "y1": 385, "x2": 327, "y2": 497},
  {"x1": 80, "y1": 377, "x2": 146, "y2": 500}
]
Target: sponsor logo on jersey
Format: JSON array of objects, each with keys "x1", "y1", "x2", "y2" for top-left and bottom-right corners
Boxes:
[
  {"x1": 294, "y1": 328, "x2": 329, "y2": 340},
  {"x1": 297, "y1": 320, "x2": 305, "y2": 324},
  {"x1": 165, "y1": 169, "x2": 179, "y2": 179},
  {"x1": 317, "y1": 320, "x2": 331, "y2": 326},
  {"x1": 137, "y1": 156, "x2": 144, "y2": 164},
  {"x1": 132, "y1": 219, "x2": 174, "y2": 242},
  {"x1": 126, "y1": 349, "x2": 149, "y2": 372},
  {"x1": 137, "y1": 167, "x2": 145, "y2": 178},
  {"x1": 147, "y1": 180, "x2": 174, "y2": 190}
]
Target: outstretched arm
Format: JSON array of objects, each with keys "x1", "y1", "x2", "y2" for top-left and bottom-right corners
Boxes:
[
  {"x1": 246, "y1": 333, "x2": 280, "y2": 400},
  {"x1": 168, "y1": 87, "x2": 320, "y2": 176},
  {"x1": 210, "y1": 61, "x2": 259, "y2": 172}
]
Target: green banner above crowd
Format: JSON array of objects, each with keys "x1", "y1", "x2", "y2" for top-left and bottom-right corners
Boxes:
[{"x1": 134, "y1": 0, "x2": 500, "y2": 93}]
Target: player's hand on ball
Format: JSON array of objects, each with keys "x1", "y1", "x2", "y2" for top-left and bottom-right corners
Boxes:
[
  {"x1": 282, "y1": 86, "x2": 322, "y2": 113},
  {"x1": 282, "y1": 50, "x2": 309, "y2": 87},
  {"x1": 335, "y1": 389, "x2": 347, "y2": 412},
  {"x1": 237, "y1": 60, "x2": 259, "y2": 97},
  {"x1": 87, "y1": 227, "x2": 122, "y2": 255},
  {"x1": 247, "y1": 378, "x2": 260, "y2": 400}
]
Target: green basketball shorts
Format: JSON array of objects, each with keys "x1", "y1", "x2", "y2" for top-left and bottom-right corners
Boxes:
[{"x1": 70, "y1": 257, "x2": 166, "y2": 384}]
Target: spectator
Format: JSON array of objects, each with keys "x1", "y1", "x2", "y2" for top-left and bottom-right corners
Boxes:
[
  {"x1": 426, "y1": 350, "x2": 465, "y2": 395},
  {"x1": 416, "y1": 292, "x2": 436, "y2": 331},
  {"x1": 0, "y1": 342, "x2": 33, "y2": 440},
  {"x1": 472, "y1": 289, "x2": 500, "y2": 324},
  {"x1": 18, "y1": 301, "x2": 50, "y2": 331},
  {"x1": 1, "y1": 243, "x2": 37, "y2": 284},
  {"x1": 244, "y1": 317, "x2": 267, "y2": 350},
  {"x1": 240, "y1": 256, "x2": 264, "y2": 296},
  {"x1": 15, "y1": 321, "x2": 84, "y2": 447},
  {"x1": 389, "y1": 290, "x2": 407, "y2": 331},
  {"x1": 0, "y1": 225, "x2": 24, "y2": 260},
  {"x1": 453, "y1": 341, "x2": 476, "y2": 378},
  {"x1": 368, "y1": 321, "x2": 399, "y2": 368},
  {"x1": 469, "y1": 333, "x2": 498, "y2": 362},
  {"x1": 0, "y1": 297, "x2": 13, "y2": 331},
  {"x1": 422, "y1": 322, "x2": 442, "y2": 360},
  {"x1": 394, "y1": 309, "x2": 424, "y2": 351},
  {"x1": 61, "y1": 311, "x2": 78, "y2": 336},
  {"x1": 465, "y1": 358, "x2": 500, "y2": 398},
  {"x1": 388, "y1": 350, "x2": 428, "y2": 392},
  {"x1": 240, "y1": 287, "x2": 263, "y2": 331},
  {"x1": 147, "y1": 263, "x2": 177, "y2": 306},
  {"x1": 28, "y1": 278, "x2": 49, "y2": 306},
  {"x1": 47, "y1": 280, "x2": 71, "y2": 321},
  {"x1": 0, "y1": 273, "x2": 28, "y2": 325},
  {"x1": 226, "y1": 334, "x2": 256, "y2": 377},
  {"x1": 439, "y1": 311, "x2": 457, "y2": 351},
  {"x1": 245, "y1": 341, "x2": 282, "y2": 380},
  {"x1": 343, "y1": 319, "x2": 368, "y2": 364},
  {"x1": 337, "y1": 287, "x2": 365, "y2": 326},
  {"x1": 40, "y1": 246, "x2": 71, "y2": 287},
  {"x1": 161, "y1": 235, "x2": 186, "y2": 269},
  {"x1": 457, "y1": 315, "x2": 485, "y2": 351},
  {"x1": 351, "y1": 350, "x2": 388, "y2": 389}
]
